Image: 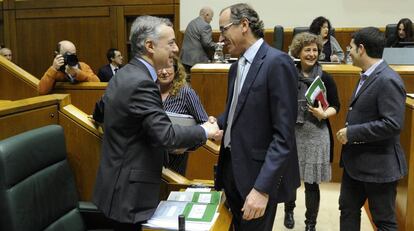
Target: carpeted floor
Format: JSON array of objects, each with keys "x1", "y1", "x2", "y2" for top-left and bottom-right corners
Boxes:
[{"x1": 272, "y1": 182, "x2": 373, "y2": 231}]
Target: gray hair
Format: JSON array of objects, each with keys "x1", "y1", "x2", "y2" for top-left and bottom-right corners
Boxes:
[
  {"x1": 199, "y1": 7, "x2": 213, "y2": 17},
  {"x1": 221, "y1": 3, "x2": 264, "y2": 38},
  {"x1": 129, "y1": 15, "x2": 172, "y2": 57}
]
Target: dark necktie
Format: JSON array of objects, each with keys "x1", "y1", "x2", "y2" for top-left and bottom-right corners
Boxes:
[
  {"x1": 224, "y1": 56, "x2": 247, "y2": 148},
  {"x1": 114, "y1": 68, "x2": 119, "y2": 73}
]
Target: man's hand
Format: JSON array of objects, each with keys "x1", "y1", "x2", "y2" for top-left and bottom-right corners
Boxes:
[
  {"x1": 53, "y1": 54, "x2": 65, "y2": 71},
  {"x1": 204, "y1": 116, "x2": 223, "y2": 141},
  {"x1": 201, "y1": 120, "x2": 220, "y2": 139},
  {"x1": 241, "y1": 188, "x2": 269, "y2": 220},
  {"x1": 336, "y1": 127, "x2": 348, "y2": 144},
  {"x1": 66, "y1": 65, "x2": 79, "y2": 77}
]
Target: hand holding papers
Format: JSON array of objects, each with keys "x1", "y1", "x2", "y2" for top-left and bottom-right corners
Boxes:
[{"x1": 305, "y1": 76, "x2": 329, "y2": 110}]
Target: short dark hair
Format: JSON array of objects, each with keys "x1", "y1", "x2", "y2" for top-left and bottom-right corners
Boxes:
[
  {"x1": 309, "y1": 16, "x2": 331, "y2": 36},
  {"x1": 223, "y1": 3, "x2": 264, "y2": 38},
  {"x1": 106, "y1": 48, "x2": 118, "y2": 63},
  {"x1": 352, "y1": 27, "x2": 385, "y2": 58}
]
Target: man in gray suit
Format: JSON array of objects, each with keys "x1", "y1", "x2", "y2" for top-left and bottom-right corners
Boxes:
[
  {"x1": 92, "y1": 16, "x2": 220, "y2": 231},
  {"x1": 337, "y1": 27, "x2": 407, "y2": 231},
  {"x1": 180, "y1": 7, "x2": 218, "y2": 73}
]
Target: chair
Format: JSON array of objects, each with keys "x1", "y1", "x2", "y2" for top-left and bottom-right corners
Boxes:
[
  {"x1": 292, "y1": 26, "x2": 309, "y2": 38},
  {"x1": 273, "y1": 25, "x2": 284, "y2": 50},
  {"x1": 0, "y1": 125, "x2": 111, "y2": 231},
  {"x1": 292, "y1": 26, "x2": 336, "y2": 38},
  {"x1": 385, "y1": 23, "x2": 397, "y2": 39}
]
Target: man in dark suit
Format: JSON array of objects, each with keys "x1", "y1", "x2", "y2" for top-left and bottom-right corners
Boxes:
[
  {"x1": 337, "y1": 27, "x2": 407, "y2": 231},
  {"x1": 92, "y1": 16, "x2": 220, "y2": 231},
  {"x1": 97, "y1": 48, "x2": 123, "y2": 82},
  {"x1": 210, "y1": 4, "x2": 300, "y2": 230},
  {"x1": 180, "y1": 6, "x2": 218, "y2": 73}
]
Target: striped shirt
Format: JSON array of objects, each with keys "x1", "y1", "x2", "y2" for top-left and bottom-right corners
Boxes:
[{"x1": 163, "y1": 85, "x2": 208, "y2": 124}]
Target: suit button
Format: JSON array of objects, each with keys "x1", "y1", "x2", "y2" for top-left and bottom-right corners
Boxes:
[
  {"x1": 349, "y1": 107, "x2": 352, "y2": 111},
  {"x1": 345, "y1": 122, "x2": 349, "y2": 126}
]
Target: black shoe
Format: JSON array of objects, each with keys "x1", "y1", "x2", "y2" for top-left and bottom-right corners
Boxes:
[
  {"x1": 305, "y1": 224, "x2": 316, "y2": 231},
  {"x1": 284, "y1": 212, "x2": 295, "y2": 229}
]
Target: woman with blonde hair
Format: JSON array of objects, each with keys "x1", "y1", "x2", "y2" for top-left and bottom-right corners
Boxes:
[{"x1": 157, "y1": 57, "x2": 208, "y2": 175}]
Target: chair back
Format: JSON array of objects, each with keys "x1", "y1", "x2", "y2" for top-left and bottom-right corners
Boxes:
[
  {"x1": 385, "y1": 23, "x2": 397, "y2": 39},
  {"x1": 0, "y1": 125, "x2": 85, "y2": 231},
  {"x1": 293, "y1": 26, "x2": 336, "y2": 38},
  {"x1": 293, "y1": 26, "x2": 309, "y2": 38},
  {"x1": 273, "y1": 25, "x2": 284, "y2": 50}
]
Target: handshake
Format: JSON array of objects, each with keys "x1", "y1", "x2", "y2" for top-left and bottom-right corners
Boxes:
[{"x1": 201, "y1": 116, "x2": 223, "y2": 141}]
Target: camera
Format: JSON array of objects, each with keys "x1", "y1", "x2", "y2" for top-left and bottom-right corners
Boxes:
[{"x1": 58, "y1": 52, "x2": 79, "y2": 72}]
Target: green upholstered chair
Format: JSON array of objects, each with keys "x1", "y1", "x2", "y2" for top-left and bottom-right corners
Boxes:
[{"x1": 0, "y1": 125, "x2": 111, "y2": 231}]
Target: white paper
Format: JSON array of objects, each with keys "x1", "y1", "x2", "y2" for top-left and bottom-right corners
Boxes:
[
  {"x1": 197, "y1": 194, "x2": 212, "y2": 203},
  {"x1": 188, "y1": 204, "x2": 207, "y2": 219}
]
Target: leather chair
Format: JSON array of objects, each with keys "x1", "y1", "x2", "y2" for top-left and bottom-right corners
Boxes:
[
  {"x1": 293, "y1": 26, "x2": 309, "y2": 38},
  {"x1": 0, "y1": 125, "x2": 111, "y2": 231},
  {"x1": 273, "y1": 25, "x2": 284, "y2": 50},
  {"x1": 292, "y1": 26, "x2": 336, "y2": 38},
  {"x1": 385, "y1": 23, "x2": 397, "y2": 39}
]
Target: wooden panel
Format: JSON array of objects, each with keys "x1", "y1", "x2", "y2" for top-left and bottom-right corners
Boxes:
[
  {"x1": 0, "y1": 66, "x2": 38, "y2": 100},
  {"x1": 11, "y1": 0, "x2": 176, "y2": 9},
  {"x1": 59, "y1": 111, "x2": 102, "y2": 201},
  {"x1": 15, "y1": 16, "x2": 112, "y2": 78},
  {"x1": 15, "y1": 7, "x2": 109, "y2": 19},
  {"x1": 186, "y1": 142, "x2": 219, "y2": 180},
  {"x1": 52, "y1": 82, "x2": 107, "y2": 115},
  {"x1": 0, "y1": 105, "x2": 58, "y2": 140},
  {"x1": 399, "y1": 98, "x2": 414, "y2": 231}
]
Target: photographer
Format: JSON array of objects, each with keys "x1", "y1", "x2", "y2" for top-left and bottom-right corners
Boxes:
[{"x1": 38, "y1": 40, "x2": 100, "y2": 95}]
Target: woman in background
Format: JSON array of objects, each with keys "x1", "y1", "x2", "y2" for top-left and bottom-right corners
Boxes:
[
  {"x1": 283, "y1": 32, "x2": 340, "y2": 231},
  {"x1": 309, "y1": 16, "x2": 344, "y2": 63},
  {"x1": 158, "y1": 57, "x2": 208, "y2": 175},
  {"x1": 386, "y1": 18, "x2": 413, "y2": 47}
]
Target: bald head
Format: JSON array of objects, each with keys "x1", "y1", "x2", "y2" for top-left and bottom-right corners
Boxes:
[
  {"x1": 0, "y1": 48, "x2": 12, "y2": 61},
  {"x1": 199, "y1": 7, "x2": 214, "y2": 24},
  {"x1": 57, "y1": 40, "x2": 76, "y2": 55}
]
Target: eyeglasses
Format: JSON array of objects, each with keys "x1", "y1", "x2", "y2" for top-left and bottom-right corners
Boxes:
[{"x1": 219, "y1": 22, "x2": 234, "y2": 34}]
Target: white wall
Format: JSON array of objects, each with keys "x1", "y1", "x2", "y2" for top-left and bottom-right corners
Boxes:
[{"x1": 180, "y1": 0, "x2": 414, "y2": 30}]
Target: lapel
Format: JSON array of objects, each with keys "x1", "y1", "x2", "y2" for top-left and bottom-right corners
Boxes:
[
  {"x1": 231, "y1": 42, "x2": 267, "y2": 124},
  {"x1": 349, "y1": 61, "x2": 388, "y2": 106}
]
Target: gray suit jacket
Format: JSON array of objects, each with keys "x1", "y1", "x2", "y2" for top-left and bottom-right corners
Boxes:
[
  {"x1": 180, "y1": 16, "x2": 217, "y2": 67},
  {"x1": 92, "y1": 58, "x2": 206, "y2": 223},
  {"x1": 340, "y1": 61, "x2": 407, "y2": 183}
]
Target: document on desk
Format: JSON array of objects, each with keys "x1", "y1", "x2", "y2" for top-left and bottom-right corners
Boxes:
[
  {"x1": 144, "y1": 200, "x2": 219, "y2": 231},
  {"x1": 407, "y1": 93, "x2": 414, "y2": 99},
  {"x1": 167, "y1": 191, "x2": 222, "y2": 204}
]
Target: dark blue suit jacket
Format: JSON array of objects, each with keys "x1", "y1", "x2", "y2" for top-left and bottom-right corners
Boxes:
[
  {"x1": 340, "y1": 61, "x2": 407, "y2": 183},
  {"x1": 97, "y1": 64, "x2": 114, "y2": 82},
  {"x1": 215, "y1": 42, "x2": 300, "y2": 203}
]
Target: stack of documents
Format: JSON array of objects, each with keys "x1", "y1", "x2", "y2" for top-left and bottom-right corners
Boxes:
[{"x1": 144, "y1": 191, "x2": 222, "y2": 230}]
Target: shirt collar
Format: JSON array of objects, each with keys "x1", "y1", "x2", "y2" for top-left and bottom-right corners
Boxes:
[
  {"x1": 361, "y1": 59, "x2": 383, "y2": 79},
  {"x1": 136, "y1": 57, "x2": 157, "y2": 82},
  {"x1": 110, "y1": 63, "x2": 118, "y2": 72},
  {"x1": 242, "y1": 38, "x2": 264, "y2": 64}
]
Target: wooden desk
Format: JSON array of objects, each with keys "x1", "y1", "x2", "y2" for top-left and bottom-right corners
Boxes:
[{"x1": 398, "y1": 97, "x2": 414, "y2": 231}]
